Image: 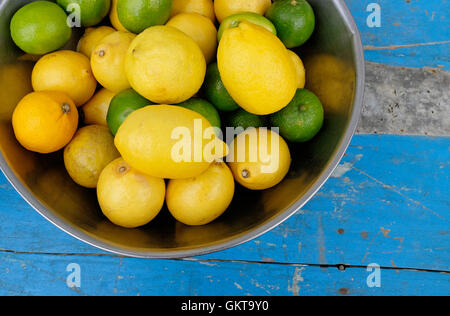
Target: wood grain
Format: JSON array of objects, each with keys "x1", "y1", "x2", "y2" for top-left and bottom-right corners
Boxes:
[
  {"x1": 0, "y1": 0, "x2": 448, "y2": 296},
  {"x1": 346, "y1": 0, "x2": 450, "y2": 69},
  {"x1": 0, "y1": 136, "x2": 448, "y2": 282}
]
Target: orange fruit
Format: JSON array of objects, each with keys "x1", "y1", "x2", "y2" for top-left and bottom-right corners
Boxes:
[{"x1": 12, "y1": 91, "x2": 78, "y2": 154}]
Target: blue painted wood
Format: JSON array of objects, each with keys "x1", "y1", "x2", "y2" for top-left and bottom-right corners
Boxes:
[
  {"x1": 0, "y1": 0, "x2": 448, "y2": 296},
  {"x1": 346, "y1": 0, "x2": 450, "y2": 69},
  {"x1": 0, "y1": 135, "x2": 449, "y2": 276},
  {"x1": 0, "y1": 252, "x2": 448, "y2": 296}
]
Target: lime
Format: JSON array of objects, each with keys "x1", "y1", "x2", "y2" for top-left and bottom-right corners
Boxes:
[
  {"x1": 201, "y1": 62, "x2": 239, "y2": 112},
  {"x1": 107, "y1": 89, "x2": 153, "y2": 135},
  {"x1": 117, "y1": 0, "x2": 172, "y2": 33},
  {"x1": 57, "y1": 0, "x2": 111, "y2": 27},
  {"x1": 177, "y1": 98, "x2": 221, "y2": 129},
  {"x1": 218, "y1": 12, "x2": 276, "y2": 42},
  {"x1": 270, "y1": 89, "x2": 324, "y2": 142},
  {"x1": 265, "y1": 0, "x2": 315, "y2": 48},
  {"x1": 227, "y1": 108, "x2": 268, "y2": 131},
  {"x1": 10, "y1": 1, "x2": 72, "y2": 55}
]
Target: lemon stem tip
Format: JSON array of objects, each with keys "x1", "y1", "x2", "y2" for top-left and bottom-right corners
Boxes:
[{"x1": 61, "y1": 103, "x2": 70, "y2": 114}]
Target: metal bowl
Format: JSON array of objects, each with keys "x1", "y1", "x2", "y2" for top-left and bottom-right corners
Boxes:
[{"x1": 0, "y1": 0, "x2": 364, "y2": 258}]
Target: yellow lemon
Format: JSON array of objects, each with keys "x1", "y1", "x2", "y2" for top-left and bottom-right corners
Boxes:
[
  {"x1": 115, "y1": 105, "x2": 228, "y2": 179},
  {"x1": 167, "y1": 162, "x2": 235, "y2": 226},
  {"x1": 109, "y1": 0, "x2": 128, "y2": 32},
  {"x1": 82, "y1": 88, "x2": 115, "y2": 126},
  {"x1": 0, "y1": 61, "x2": 33, "y2": 120},
  {"x1": 304, "y1": 53, "x2": 355, "y2": 114},
  {"x1": 77, "y1": 26, "x2": 115, "y2": 58},
  {"x1": 167, "y1": 13, "x2": 217, "y2": 64},
  {"x1": 214, "y1": 0, "x2": 271, "y2": 23},
  {"x1": 125, "y1": 26, "x2": 206, "y2": 104},
  {"x1": 217, "y1": 22, "x2": 297, "y2": 115},
  {"x1": 171, "y1": 0, "x2": 215, "y2": 22},
  {"x1": 32, "y1": 50, "x2": 97, "y2": 106},
  {"x1": 12, "y1": 91, "x2": 78, "y2": 154},
  {"x1": 228, "y1": 128, "x2": 291, "y2": 190},
  {"x1": 64, "y1": 125, "x2": 120, "y2": 188},
  {"x1": 91, "y1": 31, "x2": 136, "y2": 93},
  {"x1": 287, "y1": 50, "x2": 306, "y2": 89},
  {"x1": 97, "y1": 158, "x2": 166, "y2": 228}
]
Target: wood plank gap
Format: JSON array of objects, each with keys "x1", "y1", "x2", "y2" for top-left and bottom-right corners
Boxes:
[{"x1": 1, "y1": 247, "x2": 448, "y2": 274}]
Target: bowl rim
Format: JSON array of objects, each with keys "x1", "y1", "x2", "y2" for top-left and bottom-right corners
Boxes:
[{"x1": 0, "y1": 0, "x2": 365, "y2": 259}]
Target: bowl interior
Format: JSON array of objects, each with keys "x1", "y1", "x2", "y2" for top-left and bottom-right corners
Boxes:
[{"x1": 0, "y1": 0, "x2": 362, "y2": 257}]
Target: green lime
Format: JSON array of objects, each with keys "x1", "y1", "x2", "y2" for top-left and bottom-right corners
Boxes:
[
  {"x1": 270, "y1": 89, "x2": 324, "y2": 142},
  {"x1": 201, "y1": 62, "x2": 239, "y2": 112},
  {"x1": 57, "y1": 0, "x2": 111, "y2": 27},
  {"x1": 177, "y1": 98, "x2": 221, "y2": 130},
  {"x1": 107, "y1": 89, "x2": 153, "y2": 135},
  {"x1": 265, "y1": 0, "x2": 315, "y2": 48},
  {"x1": 10, "y1": 1, "x2": 72, "y2": 55},
  {"x1": 218, "y1": 12, "x2": 277, "y2": 42},
  {"x1": 227, "y1": 109, "x2": 268, "y2": 131},
  {"x1": 117, "y1": 0, "x2": 172, "y2": 34}
]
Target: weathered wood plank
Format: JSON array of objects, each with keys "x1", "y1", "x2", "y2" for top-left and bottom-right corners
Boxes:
[
  {"x1": 0, "y1": 251, "x2": 448, "y2": 296},
  {"x1": 0, "y1": 135, "x2": 448, "y2": 271},
  {"x1": 346, "y1": 0, "x2": 450, "y2": 69},
  {"x1": 359, "y1": 62, "x2": 450, "y2": 136}
]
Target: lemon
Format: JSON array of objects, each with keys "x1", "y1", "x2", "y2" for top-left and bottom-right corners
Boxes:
[
  {"x1": 167, "y1": 162, "x2": 235, "y2": 226},
  {"x1": 91, "y1": 31, "x2": 136, "y2": 93},
  {"x1": 228, "y1": 128, "x2": 291, "y2": 190},
  {"x1": 125, "y1": 26, "x2": 206, "y2": 104},
  {"x1": 217, "y1": 21, "x2": 297, "y2": 115},
  {"x1": 64, "y1": 125, "x2": 120, "y2": 188},
  {"x1": 171, "y1": 0, "x2": 215, "y2": 22},
  {"x1": 167, "y1": 13, "x2": 217, "y2": 64},
  {"x1": 214, "y1": 0, "x2": 271, "y2": 23},
  {"x1": 82, "y1": 88, "x2": 116, "y2": 126},
  {"x1": 287, "y1": 50, "x2": 306, "y2": 89},
  {"x1": 115, "y1": 105, "x2": 228, "y2": 179},
  {"x1": 32, "y1": 50, "x2": 97, "y2": 106},
  {"x1": 109, "y1": 0, "x2": 128, "y2": 31},
  {"x1": 97, "y1": 158, "x2": 166, "y2": 228},
  {"x1": 77, "y1": 26, "x2": 115, "y2": 58},
  {"x1": 0, "y1": 61, "x2": 33, "y2": 121},
  {"x1": 303, "y1": 53, "x2": 355, "y2": 114}
]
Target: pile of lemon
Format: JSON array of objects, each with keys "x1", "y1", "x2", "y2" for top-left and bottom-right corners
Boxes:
[{"x1": 9, "y1": 0, "x2": 323, "y2": 228}]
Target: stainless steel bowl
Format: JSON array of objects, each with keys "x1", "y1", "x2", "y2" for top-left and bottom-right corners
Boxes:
[{"x1": 0, "y1": 0, "x2": 364, "y2": 258}]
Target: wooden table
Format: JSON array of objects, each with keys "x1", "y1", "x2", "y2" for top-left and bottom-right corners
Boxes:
[{"x1": 0, "y1": 0, "x2": 448, "y2": 296}]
